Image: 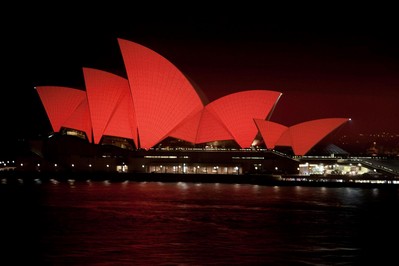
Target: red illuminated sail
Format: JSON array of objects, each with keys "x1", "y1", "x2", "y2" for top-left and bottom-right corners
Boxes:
[
  {"x1": 36, "y1": 86, "x2": 89, "y2": 133},
  {"x1": 118, "y1": 39, "x2": 204, "y2": 149},
  {"x1": 206, "y1": 90, "x2": 282, "y2": 148},
  {"x1": 254, "y1": 119, "x2": 288, "y2": 149},
  {"x1": 83, "y1": 68, "x2": 137, "y2": 145},
  {"x1": 276, "y1": 118, "x2": 350, "y2": 155}
]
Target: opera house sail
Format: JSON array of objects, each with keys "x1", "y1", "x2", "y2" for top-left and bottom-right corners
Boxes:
[{"x1": 32, "y1": 38, "x2": 350, "y2": 175}]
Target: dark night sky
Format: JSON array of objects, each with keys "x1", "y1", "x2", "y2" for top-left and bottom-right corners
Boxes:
[{"x1": 2, "y1": 5, "x2": 399, "y2": 143}]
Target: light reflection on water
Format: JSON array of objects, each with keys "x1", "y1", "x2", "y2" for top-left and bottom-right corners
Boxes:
[{"x1": 1, "y1": 180, "x2": 399, "y2": 265}]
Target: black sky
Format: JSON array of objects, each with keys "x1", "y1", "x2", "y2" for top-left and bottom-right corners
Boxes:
[{"x1": 2, "y1": 5, "x2": 399, "y2": 143}]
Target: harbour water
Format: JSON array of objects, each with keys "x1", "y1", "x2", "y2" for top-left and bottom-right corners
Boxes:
[{"x1": 1, "y1": 179, "x2": 399, "y2": 265}]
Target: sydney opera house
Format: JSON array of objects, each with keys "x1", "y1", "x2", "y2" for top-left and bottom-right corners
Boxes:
[{"x1": 23, "y1": 39, "x2": 350, "y2": 175}]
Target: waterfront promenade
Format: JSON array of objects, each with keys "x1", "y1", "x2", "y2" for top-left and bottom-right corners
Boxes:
[{"x1": 1, "y1": 170, "x2": 398, "y2": 188}]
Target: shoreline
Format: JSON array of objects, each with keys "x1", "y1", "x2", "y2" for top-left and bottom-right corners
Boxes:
[{"x1": 1, "y1": 171, "x2": 398, "y2": 188}]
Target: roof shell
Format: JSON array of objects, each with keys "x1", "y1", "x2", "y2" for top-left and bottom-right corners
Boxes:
[
  {"x1": 118, "y1": 39, "x2": 204, "y2": 149},
  {"x1": 83, "y1": 67, "x2": 137, "y2": 145},
  {"x1": 206, "y1": 90, "x2": 282, "y2": 148},
  {"x1": 254, "y1": 119, "x2": 288, "y2": 149},
  {"x1": 36, "y1": 86, "x2": 91, "y2": 141},
  {"x1": 276, "y1": 118, "x2": 350, "y2": 155}
]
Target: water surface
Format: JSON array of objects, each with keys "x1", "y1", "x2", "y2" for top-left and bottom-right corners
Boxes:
[{"x1": 1, "y1": 180, "x2": 398, "y2": 265}]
